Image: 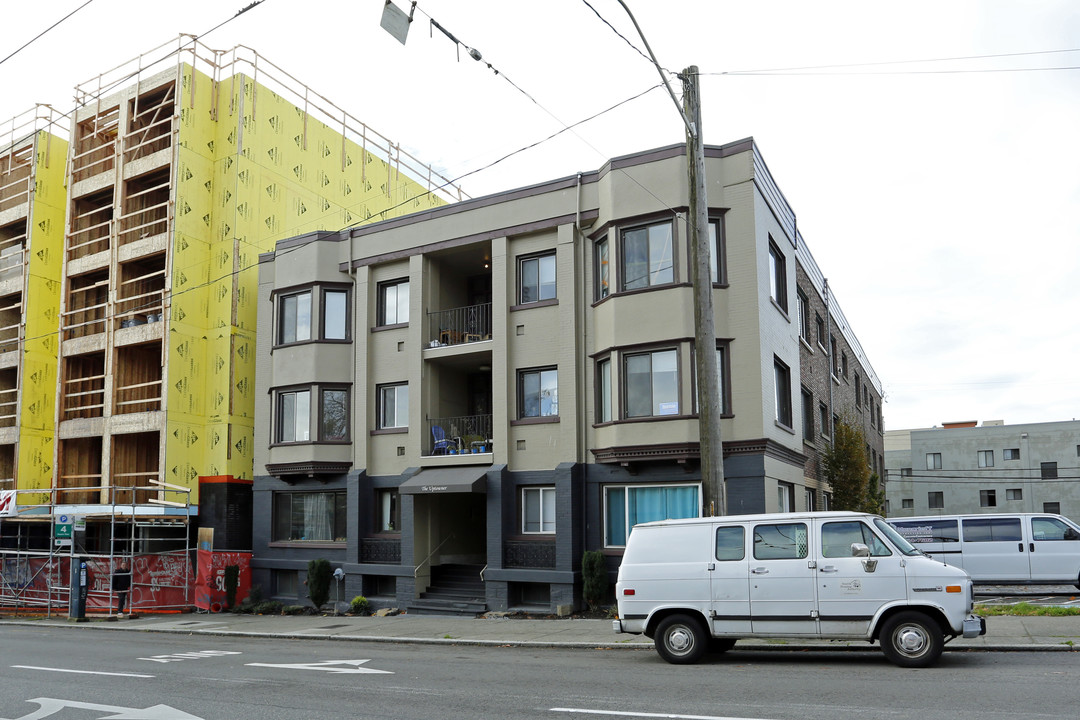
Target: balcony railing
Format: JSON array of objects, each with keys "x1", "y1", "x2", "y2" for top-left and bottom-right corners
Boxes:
[
  {"x1": 426, "y1": 414, "x2": 493, "y2": 456},
  {"x1": 428, "y1": 302, "x2": 491, "y2": 347}
]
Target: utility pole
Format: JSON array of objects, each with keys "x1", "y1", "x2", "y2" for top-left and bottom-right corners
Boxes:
[{"x1": 683, "y1": 66, "x2": 725, "y2": 516}]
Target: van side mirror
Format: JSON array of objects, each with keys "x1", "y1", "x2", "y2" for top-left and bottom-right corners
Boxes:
[
  {"x1": 1065, "y1": 528, "x2": 1079, "y2": 541},
  {"x1": 851, "y1": 543, "x2": 870, "y2": 557}
]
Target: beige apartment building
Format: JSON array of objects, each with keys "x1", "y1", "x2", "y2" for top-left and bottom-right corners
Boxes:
[{"x1": 253, "y1": 138, "x2": 883, "y2": 614}]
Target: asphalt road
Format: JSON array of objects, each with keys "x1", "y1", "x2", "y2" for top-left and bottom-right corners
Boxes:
[{"x1": 2, "y1": 624, "x2": 1079, "y2": 720}]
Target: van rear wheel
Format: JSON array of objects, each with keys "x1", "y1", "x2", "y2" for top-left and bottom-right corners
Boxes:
[
  {"x1": 655, "y1": 614, "x2": 708, "y2": 664},
  {"x1": 880, "y1": 611, "x2": 943, "y2": 668}
]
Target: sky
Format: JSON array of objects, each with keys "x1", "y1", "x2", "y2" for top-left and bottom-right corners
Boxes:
[{"x1": 2, "y1": 0, "x2": 1078, "y2": 431}]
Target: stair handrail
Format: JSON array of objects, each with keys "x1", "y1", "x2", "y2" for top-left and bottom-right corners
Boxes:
[
  {"x1": 480, "y1": 563, "x2": 488, "y2": 582},
  {"x1": 414, "y1": 532, "x2": 455, "y2": 578}
]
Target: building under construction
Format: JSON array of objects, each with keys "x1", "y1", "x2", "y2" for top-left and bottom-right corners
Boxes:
[{"x1": 0, "y1": 37, "x2": 462, "y2": 614}]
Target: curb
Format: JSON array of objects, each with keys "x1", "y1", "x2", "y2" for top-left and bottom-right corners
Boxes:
[{"x1": 4, "y1": 619, "x2": 1077, "y2": 652}]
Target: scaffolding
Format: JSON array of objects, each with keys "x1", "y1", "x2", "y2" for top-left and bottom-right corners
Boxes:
[{"x1": 0, "y1": 482, "x2": 193, "y2": 616}]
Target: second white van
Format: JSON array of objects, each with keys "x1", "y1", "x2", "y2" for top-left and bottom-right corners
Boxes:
[
  {"x1": 888, "y1": 513, "x2": 1080, "y2": 589},
  {"x1": 613, "y1": 511, "x2": 986, "y2": 668}
]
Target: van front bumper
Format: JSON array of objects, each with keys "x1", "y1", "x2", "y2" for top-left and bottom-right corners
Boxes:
[{"x1": 963, "y1": 614, "x2": 987, "y2": 638}]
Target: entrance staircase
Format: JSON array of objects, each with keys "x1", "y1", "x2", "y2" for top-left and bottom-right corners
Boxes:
[{"x1": 408, "y1": 563, "x2": 486, "y2": 616}]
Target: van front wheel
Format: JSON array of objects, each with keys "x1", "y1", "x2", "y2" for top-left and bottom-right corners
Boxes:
[
  {"x1": 880, "y1": 611, "x2": 944, "y2": 668},
  {"x1": 655, "y1": 614, "x2": 708, "y2": 664}
]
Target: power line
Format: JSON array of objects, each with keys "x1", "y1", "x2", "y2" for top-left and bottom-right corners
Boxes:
[
  {"x1": 579, "y1": 0, "x2": 661, "y2": 70},
  {"x1": 405, "y1": 3, "x2": 681, "y2": 219},
  {"x1": 716, "y1": 65, "x2": 1080, "y2": 77},
  {"x1": 709, "y1": 46, "x2": 1080, "y2": 75},
  {"x1": 0, "y1": 0, "x2": 97, "y2": 68}
]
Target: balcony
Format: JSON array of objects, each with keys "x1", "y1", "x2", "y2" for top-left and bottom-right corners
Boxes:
[
  {"x1": 425, "y1": 414, "x2": 493, "y2": 458},
  {"x1": 428, "y1": 302, "x2": 492, "y2": 348}
]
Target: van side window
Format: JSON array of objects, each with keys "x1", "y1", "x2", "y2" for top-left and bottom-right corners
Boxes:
[
  {"x1": 890, "y1": 519, "x2": 959, "y2": 543},
  {"x1": 715, "y1": 526, "x2": 745, "y2": 560},
  {"x1": 1032, "y1": 517, "x2": 1080, "y2": 541},
  {"x1": 962, "y1": 517, "x2": 1022, "y2": 542},
  {"x1": 753, "y1": 523, "x2": 807, "y2": 560},
  {"x1": 821, "y1": 521, "x2": 891, "y2": 558}
]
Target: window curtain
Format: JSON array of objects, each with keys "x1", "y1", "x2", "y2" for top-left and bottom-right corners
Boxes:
[{"x1": 304, "y1": 493, "x2": 332, "y2": 540}]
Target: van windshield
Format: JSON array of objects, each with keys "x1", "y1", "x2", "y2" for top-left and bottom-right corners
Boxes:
[{"x1": 874, "y1": 517, "x2": 922, "y2": 556}]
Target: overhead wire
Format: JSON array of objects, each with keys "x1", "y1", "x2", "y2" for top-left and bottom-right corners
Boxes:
[
  {"x1": 408, "y1": 2, "x2": 683, "y2": 218},
  {"x1": 0, "y1": 0, "x2": 98, "y2": 68}
]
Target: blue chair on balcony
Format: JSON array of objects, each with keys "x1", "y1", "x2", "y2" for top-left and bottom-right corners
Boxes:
[{"x1": 431, "y1": 425, "x2": 462, "y2": 455}]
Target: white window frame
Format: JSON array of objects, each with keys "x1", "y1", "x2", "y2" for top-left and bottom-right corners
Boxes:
[{"x1": 522, "y1": 486, "x2": 556, "y2": 534}]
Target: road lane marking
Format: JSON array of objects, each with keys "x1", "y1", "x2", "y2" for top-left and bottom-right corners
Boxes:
[
  {"x1": 245, "y1": 659, "x2": 393, "y2": 674},
  {"x1": 550, "y1": 709, "x2": 778, "y2": 720},
  {"x1": 0, "y1": 697, "x2": 198, "y2": 720},
  {"x1": 11, "y1": 666, "x2": 154, "y2": 678}
]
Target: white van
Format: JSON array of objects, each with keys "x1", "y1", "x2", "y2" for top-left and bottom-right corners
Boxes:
[
  {"x1": 888, "y1": 513, "x2": 1080, "y2": 589},
  {"x1": 612, "y1": 511, "x2": 985, "y2": 668}
]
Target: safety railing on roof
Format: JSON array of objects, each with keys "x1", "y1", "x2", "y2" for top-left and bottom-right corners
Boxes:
[{"x1": 72, "y1": 35, "x2": 468, "y2": 206}]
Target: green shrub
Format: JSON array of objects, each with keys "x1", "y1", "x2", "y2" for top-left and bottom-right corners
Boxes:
[
  {"x1": 252, "y1": 600, "x2": 283, "y2": 615},
  {"x1": 581, "y1": 550, "x2": 608, "y2": 611},
  {"x1": 282, "y1": 605, "x2": 307, "y2": 615},
  {"x1": 350, "y1": 595, "x2": 371, "y2": 615},
  {"x1": 307, "y1": 558, "x2": 332, "y2": 611},
  {"x1": 223, "y1": 565, "x2": 240, "y2": 609}
]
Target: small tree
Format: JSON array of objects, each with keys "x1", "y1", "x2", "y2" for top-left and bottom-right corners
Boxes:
[
  {"x1": 864, "y1": 472, "x2": 885, "y2": 515},
  {"x1": 581, "y1": 550, "x2": 608, "y2": 611},
  {"x1": 822, "y1": 418, "x2": 870, "y2": 512},
  {"x1": 306, "y1": 558, "x2": 332, "y2": 611}
]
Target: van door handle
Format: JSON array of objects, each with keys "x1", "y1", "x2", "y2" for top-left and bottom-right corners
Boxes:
[
  {"x1": 751, "y1": 567, "x2": 769, "y2": 574},
  {"x1": 1029, "y1": 543, "x2": 1035, "y2": 552},
  {"x1": 820, "y1": 565, "x2": 838, "y2": 573},
  {"x1": 1018, "y1": 542, "x2": 1024, "y2": 552}
]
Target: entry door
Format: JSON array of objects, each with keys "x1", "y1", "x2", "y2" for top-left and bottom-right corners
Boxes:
[
  {"x1": 749, "y1": 521, "x2": 818, "y2": 635},
  {"x1": 1028, "y1": 516, "x2": 1080, "y2": 583},
  {"x1": 960, "y1": 517, "x2": 1029, "y2": 581},
  {"x1": 709, "y1": 524, "x2": 752, "y2": 635},
  {"x1": 815, "y1": 518, "x2": 908, "y2": 637}
]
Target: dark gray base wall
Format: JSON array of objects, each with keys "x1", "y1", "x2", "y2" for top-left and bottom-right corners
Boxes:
[
  {"x1": 252, "y1": 473, "x2": 352, "y2": 608},
  {"x1": 255, "y1": 457, "x2": 773, "y2": 614}
]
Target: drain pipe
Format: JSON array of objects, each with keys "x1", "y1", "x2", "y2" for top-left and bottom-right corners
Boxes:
[{"x1": 574, "y1": 172, "x2": 589, "y2": 555}]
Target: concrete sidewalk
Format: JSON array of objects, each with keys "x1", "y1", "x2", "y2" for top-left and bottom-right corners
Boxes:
[{"x1": 4, "y1": 611, "x2": 1080, "y2": 653}]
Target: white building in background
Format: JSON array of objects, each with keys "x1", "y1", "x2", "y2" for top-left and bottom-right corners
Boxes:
[{"x1": 885, "y1": 420, "x2": 1080, "y2": 519}]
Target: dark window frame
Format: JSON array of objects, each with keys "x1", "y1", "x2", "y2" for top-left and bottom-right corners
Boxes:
[
  {"x1": 376, "y1": 278, "x2": 410, "y2": 327},
  {"x1": 768, "y1": 237, "x2": 787, "y2": 313},
  {"x1": 623, "y1": 346, "x2": 681, "y2": 419},
  {"x1": 518, "y1": 366, "x2": 559, "y2": 419},
  {"x1": 620, "y1": 220, "x2": 676, "y2": 292},
  {"x1": 319, "y1": 386, "x2": 350, "y2": 442},
  {"x1": 518, "y1": 251, "x2": 557, "y2": 305}
]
